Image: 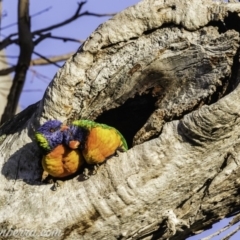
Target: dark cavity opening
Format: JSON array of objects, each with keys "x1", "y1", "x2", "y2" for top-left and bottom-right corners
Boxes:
[
  {"x1": 218, "y1": 48, "x2": 240, "y2": 99},
  {"x1": 229, "y1": 49, "x2": 240, "y2": 88},
  {"x1": 96, "y1": 93, "x2": 158, "y2": 148},
  {"x1": 206, "y1": 20, "x2": 227, "y2": 34},
  {"x1": 207, "y1": 12, "x2": 240, "y2": 34},
  {"x1": 224, "y1": 12, "x2": 240, "y2": 33},
  {"x1": 205, "y1": 12, "x2": 240, "y2": 102}
]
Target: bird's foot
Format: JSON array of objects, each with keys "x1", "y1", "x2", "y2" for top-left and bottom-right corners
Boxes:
[
  {"x1": 115, "y1": 148, "x2": 125, "y2": 157},
  {"x1": 92, "y1": 164, "x2": 100, "y2": 175},
  {"x1": 50, "y1": 180, "x2": 64, "y2": 191},
  {"x1": 83, "y1": 168, "x2": 90, "y2": 179},
  {"x1": 83, "y1": 164, "x2": 100, "y2": 179}
]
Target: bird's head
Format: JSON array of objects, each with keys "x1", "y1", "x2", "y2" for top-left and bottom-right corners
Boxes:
[
  {"x1": 63, "y1": 125, "x2": 87, "y2": 150},
  {"x1": 35, "y1": 120, "x2": 68, "y2": 153}
]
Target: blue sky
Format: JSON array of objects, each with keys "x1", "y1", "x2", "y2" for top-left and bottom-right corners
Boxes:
[
  {"x1": 2, "y1": 0, "x2": 141, "y2": 109},
  {"x1": 1, "y1": 0, "x2": 239, "y2": 239}
]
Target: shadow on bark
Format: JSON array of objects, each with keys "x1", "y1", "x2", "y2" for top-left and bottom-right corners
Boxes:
[{"x1": 1, "y1": 142, "x2": 42, "y2": 184}]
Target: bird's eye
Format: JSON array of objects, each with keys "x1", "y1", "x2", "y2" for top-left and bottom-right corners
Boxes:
[{"x1": 50, "y1": 128, "x2": 55, "y2": 133}]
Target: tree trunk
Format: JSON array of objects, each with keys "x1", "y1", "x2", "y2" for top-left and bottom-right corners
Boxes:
[
  {"x1": 0, "y1": 0, "x2": 20, "y2": 117},
  {"x1": 1, "y1": 0, "x2": 240, "y2": 239}
]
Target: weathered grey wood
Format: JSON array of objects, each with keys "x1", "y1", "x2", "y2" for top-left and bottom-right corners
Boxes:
[{"x1": 1, "y1": 0, "x2": 240, "y2": 239}]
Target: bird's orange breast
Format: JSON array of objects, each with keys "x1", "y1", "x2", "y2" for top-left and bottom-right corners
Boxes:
[
  {"x1": 42, "y1": 144, "x2": 83, "y2": 178},
  {"x1": 83, "y1": 127, "x2": 123, "y2": 164}
]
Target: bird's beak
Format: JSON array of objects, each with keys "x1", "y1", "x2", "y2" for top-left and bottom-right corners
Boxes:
[
  {"x1": 60, "y1": 125, "x2": 69, "y2": 131},
  {"x1": 69, "y1": 140, "x2": 80, "y2": 149}
]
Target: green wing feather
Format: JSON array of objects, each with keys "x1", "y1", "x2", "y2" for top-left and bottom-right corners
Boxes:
[
  {"x1": 35, "y1": 132, "x2": 51, "y2": 151},
  {"x1": 114, "y1": 128, "x2": 128, "y2": 151},
  {"x1": 72, "y1": 120, "x2": 96, "y2": 130},
  {"x1": 72, "y1": 120, "x2": 128, "y2": 150}
]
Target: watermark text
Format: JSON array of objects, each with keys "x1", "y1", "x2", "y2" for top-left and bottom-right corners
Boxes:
[{"x1": 0, "y1": 228, "x2": 62, "y2": 238}]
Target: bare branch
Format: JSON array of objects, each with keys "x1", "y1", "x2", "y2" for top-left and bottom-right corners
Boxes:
[
  {"x1": 78, "y1": 10, "x2": 115, "y2": 18},
  {"x1": 0, "y1": 1, "x2": 114, "y2": 51},
  {"x1": 0, "y1": 6, "x2": 52, "y2": 31},
  {"x1": 22, "y1": 89, "x2": 43, "y2": 92},
  {"x1": 33, "y1": 33, "x2": 83, "y2": 45},
  {"x1": 33, "y1": 51, "x2": 62, "y2": 68},
  {"x1": 28, "y1": 68, "x2": 51, "y2": 83},
  {"x1": 0, "y1": 35, "x2": 18, "y2": 50},
  {"x1": 221, "y1": 225, "x2": 240, "y2": 240},
  {"x1": 32, "y1": 1, "x2": 87, "y2": 34},
  {"x1": 45, "y1": 35, "x2": 84, "y2": 43},
  {"x1": 0, "y1": 66, "x2": 15, "y2": 75},
  {"x1": 31, "y1": 52, "x2": 74, "y2": 66},
  {"x1": 0, "y1": 52, "x2": 74, "y2": 76},
  {"x1": 0, "y1": 0, "x2": 34, "y2": 124},
  {"x1": 230, "y1": 213, "x2": 240, "y2": 225},
  {"x1": 31, "y1": 6, "x2": 52, "y2": 18},
  {"x1": 201, "y1": 213, "x2": 240, "y2": 240},
  {"x1": 0, "y1": 54, "x2": 19, "y2": 58},
  {"x1": 32, "y1": 1, "x2": 114, "y2": 35},
  {"x1": 201, "y1": 226, "x2": 231, "y2": 240},
  {"x1": 33, "y1": 32, "x2": 51, "y2": 46}
]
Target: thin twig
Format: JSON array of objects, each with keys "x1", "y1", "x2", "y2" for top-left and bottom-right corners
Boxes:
[
  {"x1": 0, "y1": 36, "x2": 18, "y2": 51},
  {"x1": 31, "y1": 6, "x2": 52, "y2": 17},
  {"x1": 0, "y1": 54, "x2": 19, "y2": 58},
  {"x1": 0, "y1": 1, "x2": 114, "y2": 51},
  {"x1": 33, "y1": 33, "x2": 51, "y2": 46},
  {"x1": 201, "y1": 213, "x2": 240, "y2": 240},
  {"x1": 31, "y1": 52, "x2": 74, "y2": 66},
  {"x1": 28, "y1": 68, "x2": 52, "y2": 83},
  {"x1": 0, "y1": 52, "x2": 74, "y2": 75},
  {"x1": 32, "y1": 1, "x2": 87, "y2": 34},
  {"x1": 201, "y1": 225, "x2": 230, "y2": 240},
  {"x1": 33, "y1": 51, "x2": 62, "y2": 68},
  {"x1": 45, "y1": 35, "x2": 84, "y2": 43},
  {"x1": 0, "y1": 66, "x2": 16, "y2": 75},
  {"x1": 79, "y1": 11, "x2": 115, "y2": 18},
  {"x1": 22, "y1": 89, "x2": 43, "y2": 92},
  {"x1": 221, "y1": 225, "x2": 240, "y2": 240},
  {"x1": 0, "y1": 6, "x2": 52, "y2": 30},
  {"x1": 229, "y1": 212, "x2": 240, "y2": 225}
]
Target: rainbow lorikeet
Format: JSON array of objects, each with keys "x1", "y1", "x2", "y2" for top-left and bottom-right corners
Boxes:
[
  {"x1": 35, "y1": 120, "x2": 84, "y2": 180},
  {"x1": 63, "y1": 120, "x2": 128, "y2": 165}
]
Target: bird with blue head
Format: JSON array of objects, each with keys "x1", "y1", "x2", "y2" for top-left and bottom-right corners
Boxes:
[
  {"x1": 63, "y1": 124, "x2": 88, "y2": 150},
  {"x1": 35, "y1": 120, "x2": 66, "y2": 153},
  {"x1": 35, "y1": 120, "x2": 84, "y2": 180},
  {"x1": 63, "y1": 119, "x2": 128, "y2": 165}
]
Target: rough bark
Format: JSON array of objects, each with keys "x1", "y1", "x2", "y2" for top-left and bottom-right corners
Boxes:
[{"x1": 1, "y1": 0, "x2": 240, "y2": 239}]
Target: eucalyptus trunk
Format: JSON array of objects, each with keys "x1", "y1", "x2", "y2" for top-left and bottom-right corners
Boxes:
[{"x1": 1, "y1": 0, "x2": 240, "y2": 239}]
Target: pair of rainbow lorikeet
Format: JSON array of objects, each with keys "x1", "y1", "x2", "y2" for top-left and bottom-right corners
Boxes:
[{"x1": 35, "y1": 120, "x2": 128, "y2": 180}]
